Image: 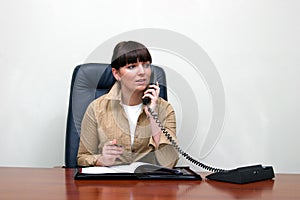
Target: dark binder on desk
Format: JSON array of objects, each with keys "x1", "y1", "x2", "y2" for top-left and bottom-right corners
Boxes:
[{"x1": 74, "y1": 162, "x2": 201, "y2": 180}]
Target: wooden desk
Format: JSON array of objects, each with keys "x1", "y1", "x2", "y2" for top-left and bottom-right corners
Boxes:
[{"x1": 0, "y1": 167, "x2": 299, "y2": 200}]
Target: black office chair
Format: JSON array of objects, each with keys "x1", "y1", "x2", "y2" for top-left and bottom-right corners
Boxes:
[{"x1": 65, "y1": 63, "x2": 168, "y2": 168}]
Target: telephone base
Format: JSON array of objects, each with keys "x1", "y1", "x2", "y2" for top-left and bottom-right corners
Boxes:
[{"x1": 206, "y1": 164, "x2": 274, "y2": 184}]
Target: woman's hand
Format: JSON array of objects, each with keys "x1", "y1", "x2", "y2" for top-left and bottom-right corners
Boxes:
[
  {"x1": 96, "y1": 139, "x2": 124, "y2": 166},
  {"x1": 143, "y1": 82, "x2": 160, "y2": 116},
  {"x1": 143, "y1": 82, "x2": 163, "y2": 144}
]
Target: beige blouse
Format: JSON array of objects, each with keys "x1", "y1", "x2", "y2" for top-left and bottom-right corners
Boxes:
[{"x1": 77, "y1": 82, "x2": 179, "y2": 168}]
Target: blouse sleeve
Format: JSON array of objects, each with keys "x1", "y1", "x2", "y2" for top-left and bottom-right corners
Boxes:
[
  {"x1": 77, "y1": 101, "x2": 100, "y2": 166},
  {"x1": 149, "y1": 100, "x2": 179, "y2": 168}
]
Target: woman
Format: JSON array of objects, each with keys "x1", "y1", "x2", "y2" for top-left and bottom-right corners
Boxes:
[{"x1": 77, "y1": 41, "x2": 178, "y2": 168}]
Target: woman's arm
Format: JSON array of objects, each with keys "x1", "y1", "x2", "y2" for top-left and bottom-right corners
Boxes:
[
  {"x1": 77, "y1": 101, "x2": 124, "y2": 166},
  {"x1": 147, "y1": 101, "x2": 179, "y2": 168},
  {"x1": 77, "y1": 102, "x2": 100, "y2": 166}
]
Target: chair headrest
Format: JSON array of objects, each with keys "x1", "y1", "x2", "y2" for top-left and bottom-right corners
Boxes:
[{"x1": 97, "y1": 65, "x2": 116, "y2": 89}]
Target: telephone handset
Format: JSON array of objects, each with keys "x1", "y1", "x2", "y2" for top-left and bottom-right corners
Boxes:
[
  {"x1": 142, "y1": 70, "x2": 157, "y2": 105},
  {"x1": 142, "y1": 83, "x2": 156, "y2": 105},
  {"x1": 146, "y1": 105, "x2": 275, "y2": 183}
]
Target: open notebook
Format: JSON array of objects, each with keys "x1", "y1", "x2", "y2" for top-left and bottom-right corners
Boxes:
[{"x1": 74, "y1": 162, "x2": 201, "y2": 180}]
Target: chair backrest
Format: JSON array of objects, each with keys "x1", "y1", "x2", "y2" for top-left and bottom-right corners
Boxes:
[{"x1": 65, "y1": 63, "x2": 168, "y2": 168}]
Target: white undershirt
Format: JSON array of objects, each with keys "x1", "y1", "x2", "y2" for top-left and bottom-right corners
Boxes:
[{"x1": 122, "y1": 103, "x2": 143, "y2": 145}]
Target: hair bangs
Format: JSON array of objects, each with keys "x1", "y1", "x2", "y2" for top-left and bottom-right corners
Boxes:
[
  {"x1": 111, "y1": 41, "x2": 152, "y2": 69},
  {"x1": 125, "y1": 48, "x2": 152, "y2": 65}
]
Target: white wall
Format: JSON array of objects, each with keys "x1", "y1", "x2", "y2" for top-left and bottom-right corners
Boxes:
[{"x1": 0, "y1": 0, "x2": 299, "y2": 173}]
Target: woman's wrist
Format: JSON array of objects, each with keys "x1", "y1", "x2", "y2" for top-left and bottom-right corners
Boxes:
[
  {"x1": 152, "y1": 130, "x2": 161, "y2": 137},
  {"x1": 95, "y1": 155, "x2": 104, "y2": 166},
  {"x1": 152, "y1": 131, "x2": 161, "y2": 147}
]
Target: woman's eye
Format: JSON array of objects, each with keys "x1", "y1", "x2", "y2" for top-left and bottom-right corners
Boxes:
[{"x1": 127, "y1": 65, "x2": 135, "y2": 69}]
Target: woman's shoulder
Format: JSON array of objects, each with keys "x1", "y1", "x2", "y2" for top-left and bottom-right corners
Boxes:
[
  {"x1": 87, "y1": 94, "x2": 110, "y2": 112},
  {"x1": 158, "y1": 97, "x2": 170, "y2": 105},
  {"x1": 93, "y1": 94, "x2": 108, "y2": 103},
  {"x1": 157, "y1": 97, "x2": 174, "y2": 111}
]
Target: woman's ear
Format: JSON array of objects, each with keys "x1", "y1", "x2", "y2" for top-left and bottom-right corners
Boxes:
[{"x1": 112, "y1": 68, "x2": 121, "y2": 81}]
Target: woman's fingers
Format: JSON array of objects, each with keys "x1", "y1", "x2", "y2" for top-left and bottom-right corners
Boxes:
[{"x1": 103, "y1": 140, "x2": 124, "y2": 156}]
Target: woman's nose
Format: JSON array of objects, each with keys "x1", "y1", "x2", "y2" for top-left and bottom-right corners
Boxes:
[{"x1": 137, "y1": 63, "x2": 145, "y2": 74}]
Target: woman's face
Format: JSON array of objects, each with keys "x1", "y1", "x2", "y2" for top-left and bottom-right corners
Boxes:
[{"x1": 113, "y1": 61, "x2": 151, "y2": 93}]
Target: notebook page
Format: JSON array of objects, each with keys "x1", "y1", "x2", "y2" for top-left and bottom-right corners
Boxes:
[
  {"x1": 81, "y1": 167, "x2": 118, "y2": 174},
  {"x1": 81, "y1": 162, "x2": 148, "y2": 174},
  {"x1": 111, "y1": 162, "x2": 147, "y2": 173}
]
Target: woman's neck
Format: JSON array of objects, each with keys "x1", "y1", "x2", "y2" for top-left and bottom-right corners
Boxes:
[{"x1": 121, "y1": 90, "x2": 143, "y2": 106}]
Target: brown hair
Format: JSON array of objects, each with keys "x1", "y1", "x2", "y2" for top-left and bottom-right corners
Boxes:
[{"x1": 111, "y1": 41, "x2": 152, "y2": 70}]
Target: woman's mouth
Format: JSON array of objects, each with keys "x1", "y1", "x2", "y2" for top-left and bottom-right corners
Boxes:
[{"x1": 136, "y1": 79, "x2": 146, "y2": 85}]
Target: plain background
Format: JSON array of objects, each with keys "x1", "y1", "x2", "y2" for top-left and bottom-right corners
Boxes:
[{"x1": 0, "y1": 0, "x2": 299, "y2": 173}]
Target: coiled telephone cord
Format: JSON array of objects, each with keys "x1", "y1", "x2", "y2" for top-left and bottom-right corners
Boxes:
[{"x1": 148, "y1": 106, "x2": 227, "y2": 173}]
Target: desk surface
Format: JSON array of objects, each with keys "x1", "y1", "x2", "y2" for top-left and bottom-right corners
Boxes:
[{"x1": 0, "y1": 167, "x2": 299, "y2": 200}]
